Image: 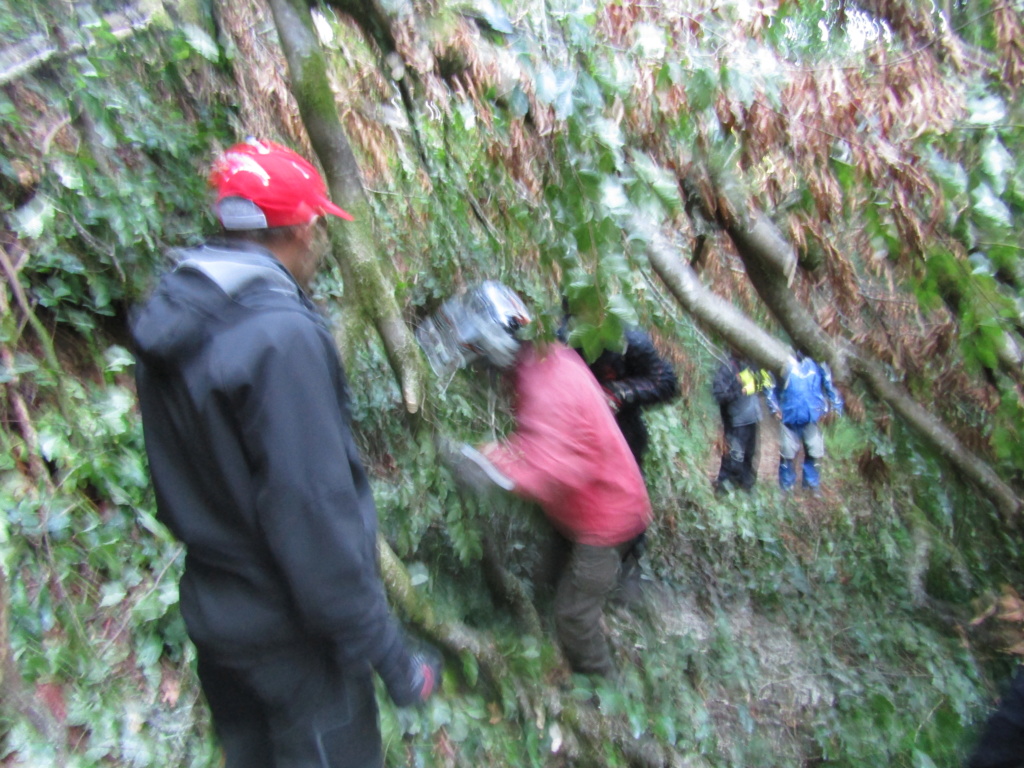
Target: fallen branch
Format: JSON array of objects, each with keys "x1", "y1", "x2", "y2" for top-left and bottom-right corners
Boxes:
[{"x1": 265, "y1": 0, "x2": 427, "y2": 416}]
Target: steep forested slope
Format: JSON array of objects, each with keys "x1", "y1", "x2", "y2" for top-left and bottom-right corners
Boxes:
[{"x1": 1, "y1": 0, "x2": 1023, "y2": 766}]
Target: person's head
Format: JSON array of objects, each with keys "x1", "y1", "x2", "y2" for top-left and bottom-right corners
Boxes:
[
  {"x1": 208, "y1": 139, "x2": 353, "y2": 287},
  {"x1": 418, "y1": 282, "x2": 532, "y2": 375},
  {"x1": 461, "y1": 281, "x2": 532, "y2": 369}
]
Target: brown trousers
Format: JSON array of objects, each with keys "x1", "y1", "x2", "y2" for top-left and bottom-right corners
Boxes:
[{"x1": 554, "y1": 541, "x2": 631, "y2": 677}]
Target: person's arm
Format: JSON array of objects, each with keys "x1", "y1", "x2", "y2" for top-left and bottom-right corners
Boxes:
[
  {"x1": 605, "y1": 330, "x2": 679, "y2": 408},
  {"x1": 233, "y1": 313, "x2": 433, "y2": 703},
  {"x1": 819, "y1": 361, "x2": 844, "y2": 416},
  {"x1": 764, "y1": 372, "x2": 781, "y2": 417},
  {"x1": 712, "y1": 361, "x2": 740, "y2": 405}
]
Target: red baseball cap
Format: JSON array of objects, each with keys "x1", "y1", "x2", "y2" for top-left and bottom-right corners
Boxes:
[{"x1": 209, "y1": 139, "x2": 353, "y2": 229}]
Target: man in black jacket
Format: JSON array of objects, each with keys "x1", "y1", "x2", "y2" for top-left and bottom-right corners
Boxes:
[
  {"x1": 588, "y1": 327, "x2": 680, "y2": 469},
  {"x1": 131, "y1": 140, "x2": 438, "y2": 768},
  {"x1": 969, "y1": 666, "x2": 1024, "y2": 768},
  {"x1": 559, "y1": 313, "x2": 678, "y2": 605}
]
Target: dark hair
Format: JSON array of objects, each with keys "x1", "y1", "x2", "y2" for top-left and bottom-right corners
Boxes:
[{"x1": 223, "y1": 224, "x2": 306, "y2": 246}]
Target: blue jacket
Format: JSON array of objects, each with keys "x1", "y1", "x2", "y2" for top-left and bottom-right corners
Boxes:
[{"x1": 767, "y1": 355, "x2": 843, "y2": 426}]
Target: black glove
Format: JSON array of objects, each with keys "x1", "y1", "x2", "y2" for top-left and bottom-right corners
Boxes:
[
  {"x1": 436, "y1": 436, "x2": 514, "y2": 493},
  {"x1": 382, "y1": 648, "x2": 443, "y2": 707}
]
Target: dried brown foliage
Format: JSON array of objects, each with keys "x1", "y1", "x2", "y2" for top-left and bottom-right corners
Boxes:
[
  {"x1": 993, "y1": 0, "x2": 1024, "y2": 87},
  {"x1": 971, "y1": 585, "x2": 1024, "y2": 657},
  {"x1": 215, "y1": 0, "x2": 305, "y2": 150}
]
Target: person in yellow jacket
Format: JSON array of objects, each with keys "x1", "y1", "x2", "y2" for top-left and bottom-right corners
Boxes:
[{"x1": 712, "y1": 351, "x2": 772, "y2": 492}]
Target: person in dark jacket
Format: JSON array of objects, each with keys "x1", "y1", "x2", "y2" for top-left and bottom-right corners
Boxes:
[
  {"x1": 968, "y1": 666, "x2": 1024, "y2": 768},
  {"x1": 585, "y1": 328, "x2": 679, "y2": 469},
  {"x1": 765, "y1": 350, "x2": 844, "y2": 494},
  {"x1": 131, "y1": 140, "x2": 439, "y2": 768},
  {"x1": 556, "y1": 309, "x2": 677, "y2": 606},
  {"x1": 712, "y1": 351, "x2": 771, "y2": 492}
]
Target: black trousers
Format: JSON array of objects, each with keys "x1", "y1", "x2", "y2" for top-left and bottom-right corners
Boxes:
[
  {"x1": 196, "y1": 639, "x2": 382, "y2": 768},
  {"x1": 716, "y1": 422, "x2": 758, "y2": 490}
]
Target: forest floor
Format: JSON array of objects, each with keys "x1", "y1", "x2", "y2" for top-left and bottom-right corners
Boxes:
[{"x1": 624, "y1": 417, "x2": 841, "y2": 764}]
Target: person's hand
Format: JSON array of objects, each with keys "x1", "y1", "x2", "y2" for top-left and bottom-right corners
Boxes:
[
  {"x1": 407, "y1": 652, "x2": 443, "y2": 704},
  {"x1": 604, "y1": 381, "x2": 635, "y2": 411},
  {"x1": 436, "y1": 436, "x2": 514, "y2": 492},
  {"x1": 601, "y1": 387, "x2": 622, "y2": 413},
  {"x1": 385, "y1": 648, "x2": 443, "y2": 707}
]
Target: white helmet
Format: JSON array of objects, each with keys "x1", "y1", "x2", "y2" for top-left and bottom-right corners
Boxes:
[{"x1": 416, "y1": 281, "x2": 532, "y2": 376}]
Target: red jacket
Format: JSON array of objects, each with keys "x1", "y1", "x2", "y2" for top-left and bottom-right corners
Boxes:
[{"x1": 482, "y1": 343, "x2": 651, "y2": 546}]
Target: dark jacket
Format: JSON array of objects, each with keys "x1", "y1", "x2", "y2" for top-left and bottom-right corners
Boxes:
[
  {"x1": 969, "y1": 666, "x2": 1024, "y2": 768},
  {"x1": 131, "y1": 240, "x2": 410, "y2": 682},
  {"x1": 588, "y1": 328, "x2": 679, "y2": 464},
  {"x1": 712, "y1": 357, "x2": 767, "y2": 427}
]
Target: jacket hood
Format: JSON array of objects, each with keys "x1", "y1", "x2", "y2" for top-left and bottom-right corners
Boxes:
[{"x1": 131, "y1": 240, "x2": 300, "y2": 367}]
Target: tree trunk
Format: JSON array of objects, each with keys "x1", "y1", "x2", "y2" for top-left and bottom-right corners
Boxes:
[
  {"x1": 265, "y1": 0, "x2": 426, "y2": 416},
  {"x1": 630, "y1": 215, "x2": 794, "y2": 374}
]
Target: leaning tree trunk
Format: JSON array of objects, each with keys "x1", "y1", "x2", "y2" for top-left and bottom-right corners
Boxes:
[
  {"x1": 708, "y1": 200, "x2": 1021, "y2": 522},
  {"x1": 630, "y1": 215, "x2": 794, "y2": 374},
  {"x1": 264, "y1": 0, "x2": 426, "y2": 417}
]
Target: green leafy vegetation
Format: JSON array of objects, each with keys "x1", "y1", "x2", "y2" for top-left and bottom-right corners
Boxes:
[{"x1": 2, "y1": 0, "x2": 1023, "y2": 766}]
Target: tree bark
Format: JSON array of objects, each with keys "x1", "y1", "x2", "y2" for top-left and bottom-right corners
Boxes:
[
  {"x1": 265, "y1": 0, "x2": 426, "y2": 416},
  {"x1": 630, "y1": 215, "x2": 794, "y2": 374}
]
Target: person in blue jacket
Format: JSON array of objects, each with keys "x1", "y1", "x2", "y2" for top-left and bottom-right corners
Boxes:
[{"x1": 766, "y1": 350, "x2": 843, "y2": 494}]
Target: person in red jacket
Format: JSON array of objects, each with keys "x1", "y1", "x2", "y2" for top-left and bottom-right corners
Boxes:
[{"x1": 422, "y1": 283, "x2": 652, "y2": 677}]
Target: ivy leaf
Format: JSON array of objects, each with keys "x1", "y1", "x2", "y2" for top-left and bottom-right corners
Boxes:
[
  {"x1": 593, "y1": 117, "x2": 624, "y2": 151},
  {"x1": 506, "y1": 85, "x2": 530, "y2": 119},
  {"x1": 630, "y1": 151, "x2": 682, "y2": 212},
  {"x1": 970, "y1": 183, "x2": 1012, "y2": 229},
  {"x1": 99, "y1": 582, "x2": 126, "y2": 608},
  {"x1": 599, "y1": 177, "x2": 631, "y2": 217},
  {"x1": 407, "y1": 562, "x2": 430, "y2": 587},
  {"x1": 104, "y1": 345, "x2": 134, "y2": 373},
  {"x1": 981, "y1": 137, "x2": 1013, "y2": 196},
  {"x1": 12, "y1": 196, "x2": 54, "y2": 239},
  {"x1": 460, "y1": 650, "x2": 479, "y2": 688},
  {"x1": 723, "y1": 61, "x2": 756, "y2": 108},
  {"x1": 966, "y1": 95, "x2": 1006, "y2": 125},
  {"x1": 607, "y1": 294, "x2": 637, "y2": 327},
  {"x1": 535, "y1": 66, "x2": 576, "y2": 120},
  {"x1": 182, "y1": 24, "x2": 220, "y2": 62},
  {"x1": 927, "y1": 150, "x2": 968, "y2": 199},
  {"x1": 572, "y1": 324, "x2": 605, "y2": 362},
  {"x1": 687, "y1": 66, "x2": 717, "y2": 111},
  {"x1": 573, "y1": 72, "x2": 604, "y2": 112}
]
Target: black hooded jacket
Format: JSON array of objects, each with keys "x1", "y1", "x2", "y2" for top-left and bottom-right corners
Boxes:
[
  {"x1": 587, "y1": 329, "x2": 679, "y2": 464},
  {"x1": 131, "y1": 239, "x2": 410, "y2": 683}
]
